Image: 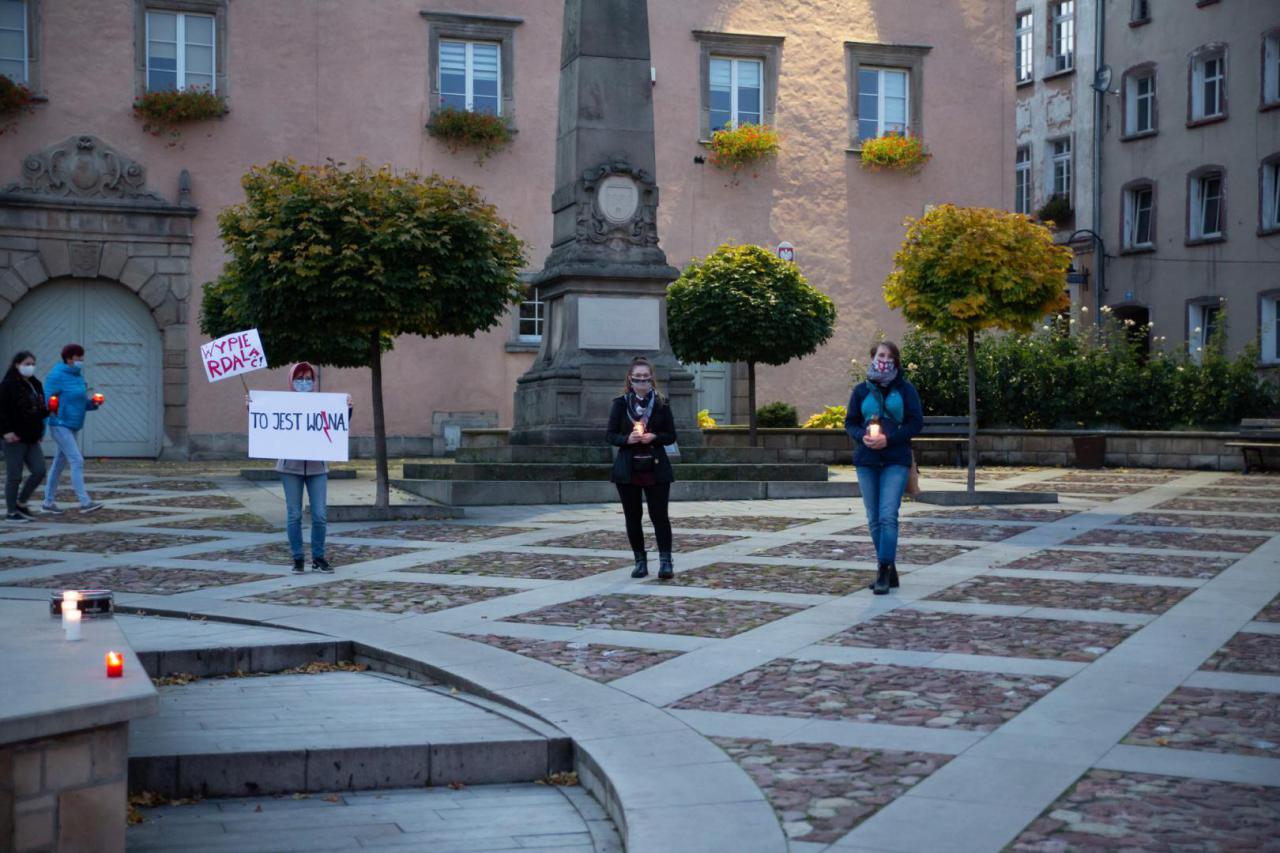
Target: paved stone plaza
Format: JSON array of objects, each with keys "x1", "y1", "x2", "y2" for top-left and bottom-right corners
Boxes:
[{"x1": 1, "y1": 462, "x2": 1278, "y2": 851}]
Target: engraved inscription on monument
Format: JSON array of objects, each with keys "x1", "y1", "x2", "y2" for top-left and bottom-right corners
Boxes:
[{"x1": 597, "y1": 175, "x2": 640, "y2": 224}]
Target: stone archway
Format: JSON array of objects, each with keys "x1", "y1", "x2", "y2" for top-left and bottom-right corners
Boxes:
[{"x1": 0, "y1": 134, "x2": 196, "y2": 457}]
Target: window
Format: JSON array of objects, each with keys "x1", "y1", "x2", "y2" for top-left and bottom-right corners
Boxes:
[
  {"x1": 709, "y1": 57, "x2": 762, "y2": 131},
  {"x1": 517, "y1": 286, "x2": 543, "y2": 343},
  {"x1": 1264, "y1": 31, "x2": 1280, "y2": 107},
  {"x1": 145, "y1": 10, "x2": 216, "y2": 91},
  {"x1": 1189, "y1": 47, "x2": 1226, "y2": 122},
  {"x1": 1187, "y1": 301, "x2": 1223, "y2": 362},
  {"x1": 1262, "y1": 156, "x2": 1280, "y2": 234},
  {"x1": 1015, "y1": 12, "x2": 1033, "y2": 83},
  {"x1": 845, "y1": 41, "x2": 929, "y2": 147},
  {"x1": 0, "y1": 0, "x2": 26, "y2": 82},
  {"x1": 1015, "y1": 146, "x2": 1032, "y2": 215},
  {"x1": 1130, "y1": 0, "x2": 1150, "y2": 24},
  {"x1": 1189, "y1": 170, "x2": 1224, "y2": 241},
  {"x1": 1050, "y1": 138, "x2": 1072, "y2": 200},
  {"x1": 857, "y1": 67, "x2": 908, "y2": 140},
  {"x1": 1051, "y1": 1, "x2": 1074, "y2": 73},
  {"x1": 439, "y1": 40, "x2": 500, "y2": 114},
  {"x1": 1261, "y1": 294, "x2": 1280, "y2": 365},
  {"x1": 1123, "y1": 68, "x2": 1156, "y2": 136},
  {"x1": 1123, "y1": 183, "x2": 1155, "y2": 249}
]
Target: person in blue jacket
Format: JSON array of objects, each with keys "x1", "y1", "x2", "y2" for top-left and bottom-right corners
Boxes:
[
  {"x1": 844, "y1": 340, "x2": 923, "y2": 594},
  {"x1": 41, "y1": 344, "x2": 103, "y2": 514}
]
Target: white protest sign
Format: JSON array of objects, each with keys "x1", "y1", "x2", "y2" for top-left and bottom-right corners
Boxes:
[
  {"x1": 201, "y1": 329, "x2": 268, "y2": 383},
  {"x1": 248, "y1": 391, "x2": 350, "y2": 462}
]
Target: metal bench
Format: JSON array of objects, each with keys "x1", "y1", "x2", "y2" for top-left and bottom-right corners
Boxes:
[
  {"x1": 912, "y1": 416, "x2": 970, "y2": 467},
  {"x1": 1224, "y1": 418, "x2": 1280, "y2": 473}
]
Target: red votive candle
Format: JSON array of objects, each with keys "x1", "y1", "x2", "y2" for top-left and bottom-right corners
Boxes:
[
  {"x1": 106, "y1": 651, "x2": 124, "y2": 678},
  {"x1": 92, "y1": 393, "x2": 105, "y2": 405},
  {"x1": 48, "y1": 395, "x2": 58, "y2": 413}
]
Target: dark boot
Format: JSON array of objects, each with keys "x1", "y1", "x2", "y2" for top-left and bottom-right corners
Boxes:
[
  {"x1": 888, "y1": 561, "x2": 900, "y2": 589},
  {"x1": 631, "y1": 553, "x2": 649, "y2": 579},
  {"x1": 658, "y1": 553, "x2": 674, "y2": 580},
  {"x1": 870, "y1": 561, "x2": 892, "y2": 595}
]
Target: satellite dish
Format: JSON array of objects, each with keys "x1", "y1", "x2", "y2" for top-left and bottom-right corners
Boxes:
[{"x1": 1092, "y1": 65, "x2": 1113, "y2": 93}]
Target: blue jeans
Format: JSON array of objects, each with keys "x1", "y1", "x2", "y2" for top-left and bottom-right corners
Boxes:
[
  {"x1": 44, "y1": 425, "x2": 91, "y2": 507},
  {"x1": 281, "y1": 472, "x2": 328, "y2": 560},
  {"x1": 856, "y1": 464, "x2": 910, "y2": 563}
]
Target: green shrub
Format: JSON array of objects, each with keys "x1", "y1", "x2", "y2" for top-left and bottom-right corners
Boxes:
[
  {"x1": 756, "y1": 401, "x2": 798, "y2": 428},
  {"x1": 802, "y1": 405, "x2": 847, "y2": 428}
]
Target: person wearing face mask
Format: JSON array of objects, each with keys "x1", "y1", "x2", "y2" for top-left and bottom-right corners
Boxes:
[
  {"x1": 1, "y1": 351, "x2": 49, "y2": 521},
  {"x1": 844, "y1": 341, "x2": 923, "y2": 595},
  {"x1": 606, "y1": 356, "x2": 679, "y2": 579},
  {"x1": 41, "y1": 344, "x2": 103, "y2": 515}
]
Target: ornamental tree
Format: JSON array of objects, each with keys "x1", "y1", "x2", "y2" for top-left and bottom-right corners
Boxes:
[
  {"x1": 201, "y1": 159, "x2": 525, "y2": 506},
  {"x1": 667, "y1": 243, "x2": 837, "y2": 445},
  {"x1": 884, "y1": 205, "x2": 1071, "y2": 492}
]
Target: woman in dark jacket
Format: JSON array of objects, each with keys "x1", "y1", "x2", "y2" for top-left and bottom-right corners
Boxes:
[
  {"x1": 606, "y1": 356, "x2": 678, "y2": 579},
  {"x1": 0, "y1": 351, "x2": 48, "y2": 522},
  {"x1": 844, "y1": 341, "x2": 923, "y2": 594}
]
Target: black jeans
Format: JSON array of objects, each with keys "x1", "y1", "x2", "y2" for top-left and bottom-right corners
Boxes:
[
  {"x1": 4, "y1": 440, "x2": 46, "y2": 513},
  {"x1": 615, "y1": 482, "x2": 672, "y2": 556}
]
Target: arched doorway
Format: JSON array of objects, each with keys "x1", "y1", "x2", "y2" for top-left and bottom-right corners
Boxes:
[
  {"x1": 0, "y1": 279, "x2": 163, "y2": 457},
  {"x1": 1111, "y1": 304, "x2": 1151, "y2": 358}
]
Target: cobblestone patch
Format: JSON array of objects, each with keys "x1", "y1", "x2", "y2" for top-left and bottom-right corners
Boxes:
[
  {"x1": 1155, "y1": 497, "x2": 1280, "y2": 513},
  {"x1": 1189, "y1": 486, "x2": 1280, "y2": 500},
  {"x1": 669, "y1": 515, "x2": 820, "y2": 532},
  {"x1": 910, "y1": 507, "x2": 1078, "y2": 523},
  {"x1": 9, "y1": 565, "x2": 275, "y2": 595},
  {"x1": 1013, "y1": 481, "x2": 1149, "y2": 495},
  {"x1": 1118, "y1": 511, "x2": 1280, "y2": 532},
  {"x1": 30, "y1": 507, "x2": 169, "y2": 525},
  {"x1": 753, "y1": 539, "x2": 974, "y2": 566},
  {"x1": 505, "y1": 594, "x2": 806, "y2": 639},
  {"x1": 192, "y1": 541, "x2": 418, "y2": 566},
  {"x1": 926, "y1": 576, "x2": 1192, "y2": 614},
  {"x1": 452, "y1": 634, "x2": 681, "y2": 682},
  {"x1": 6, "y1": 531, "x2": 221, "y2": 555},
  {"x1": 52, "y1": 489, "x2": 142, "y2": 502},
  {"x1": 918, "y1": 468, "x2": 1023, "y2": 481},
  {"x1": 1213, "y1": 474, "x2": 1280, "y2": 486},
  {"x1": 672, "y1": 659, "x2": 1061, "y2": 730},
  {"x1": 1054, "y1": 472, "x2": 1181, "y2": 484},
  {"x1": 342, "y1": 522, "x2": 533, "y2": 543},
  {"x1": 1001, "y1": 548, "x2": 1235, "y2": 579},
  {"x1": 124, "y1": 479, "x2": 223, "y2": 492},
  {"x1": 713, "y1": 737, "x2": 953, "y2": 844},
  {"x1": 1256, "y1": 594, "x2": 1280, "y2": 623},
  {"x1": 1066, "y1": 527, "x2": 1268, "y2": 554},
  {"x1": 0, "y1": 555, "x2": 56, "y2": 572},
  {"x1": 402, "y1": 551, "x2": 629, "y2": 581},
  {"x1": 838, "y1": 521, "x2": 1032, "y2": 542},
  {"x1": 123, "y1": 494, "x2": 245, "y2": 510},
  {"x1": 1202, "y1": 633, "x2": 1280, "y2": 675},
  {"x1": 533, "y1": 530, "x2": 745, "y2": 553},
  {"x1": 666, "y1": 562, "x2": 873, "y2": 595},
  {"x1": 1123, "y1": 688, "x2": 1280, "y2": 757},
  {"x1": 242, "y1": 579, "x2": 514, "y2": 615},
  {"x1": 820, "y1": 609, "x2": 1139, "y2": 661},
  {"x1": 152, "y1": 513, "x2": 279, "y2": 533},
  {"x1": 1008, "y1": 770, "x2": 1280, "y2": 852}
]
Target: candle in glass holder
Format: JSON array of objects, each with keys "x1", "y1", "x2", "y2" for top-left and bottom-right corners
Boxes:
[
  {"x1": 63, "y1": 607, "x2": 82, "y2": 641},
  {"x1": 868, "y1": 422, "x2": 882, "y2": 438},
  {"x1": 91, "y1": 393, "x2": 105, "y2": 406},
  {"x1": 48, "y1": 394, "x2": 58, "y2": 413},
  {"x1": 106, "y1": 651, "x2": 124, "y2": 678},
  {"x1": 632, "y1": 421, "x2": 645, "y2": 436}
]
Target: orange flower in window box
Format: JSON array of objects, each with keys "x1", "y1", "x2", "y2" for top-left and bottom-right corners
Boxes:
[
  {"x1": 707, "y1": 123, "x2": 780, "y2": 175},
  {"x1": 859, "y1": 132, "x2": 931, "y2": 174}
]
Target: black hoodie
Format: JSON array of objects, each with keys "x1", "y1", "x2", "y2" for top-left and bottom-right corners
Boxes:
[{"x1": 0, "y1": 367, "x2": 48, "y2": 444}]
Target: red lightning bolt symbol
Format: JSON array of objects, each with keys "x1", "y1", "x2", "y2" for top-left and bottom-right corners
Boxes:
[{"x1": 319, "y1": 410, "x2": 332, "y2": 443}]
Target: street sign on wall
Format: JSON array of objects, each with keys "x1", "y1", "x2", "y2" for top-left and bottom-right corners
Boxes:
[{"x1": 776, "y1": 241, "x2": 795, "y2": 263}]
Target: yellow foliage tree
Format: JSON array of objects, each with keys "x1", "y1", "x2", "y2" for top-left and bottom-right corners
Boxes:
[{"x1": 884, "y1": 205, "x2": 1071, "y2": 491}]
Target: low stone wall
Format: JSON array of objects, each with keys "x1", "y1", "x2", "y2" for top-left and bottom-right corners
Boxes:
[{"x1": 701, "y1": 428, "x2": 1252, "y2": 471}]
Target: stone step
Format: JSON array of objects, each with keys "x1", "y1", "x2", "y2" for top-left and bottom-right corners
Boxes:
[
  {"x1": 455, "y1": 445, "x2": 786, "y2": 464},
  {"x1": 241, "y1": 468, "x2": 358, "y2": 481},
  {"x1": 392, "y1": 478, "x2": 857, "y2": 506},
  {"x1": 401, "y1": 462, "x2": 832, "y2": 482}
]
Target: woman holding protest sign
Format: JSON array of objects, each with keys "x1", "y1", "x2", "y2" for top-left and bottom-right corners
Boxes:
[{"x1": 1, "y1": 351, "x2": 48, "y2": 521}]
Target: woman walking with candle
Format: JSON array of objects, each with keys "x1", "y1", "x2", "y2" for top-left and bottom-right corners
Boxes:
[
  {"x1": 1, "y1": 351, "x2": 48, "y2": 521},
  {"x1": 845, "y1": 341, "x2": 923, "y2": 594},
  {"x1": 41, "y1": 344, "x2": 104, "y2": 515},
  {"x1": 606, "y1": 357, "x2": 678, "y2": 580}
]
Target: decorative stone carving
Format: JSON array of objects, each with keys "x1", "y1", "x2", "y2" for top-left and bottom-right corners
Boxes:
[
  {"x1": 67, "y1": 242, "x2": 102, "y2": 278},
  {"x1": 575, "y1": 160, "x2": 660, "y2": 252},
  {"x1": 4, "y1": 135, "x2": 169, "y2": 203}
]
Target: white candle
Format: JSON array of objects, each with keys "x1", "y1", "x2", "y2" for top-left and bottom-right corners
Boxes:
[
  {"x1": 63, "y1": 606, "x2": 82, "y2": 641},
  {"x1": 868, "y1": 422, "x2": 881, "y2": 438}
]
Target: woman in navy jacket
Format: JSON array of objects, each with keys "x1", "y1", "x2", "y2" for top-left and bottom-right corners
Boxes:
[{"x1": 844, "y1": 341, "x2": 923, "y2": 594}]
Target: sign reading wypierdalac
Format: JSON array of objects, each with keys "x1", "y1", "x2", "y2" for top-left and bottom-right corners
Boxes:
[
  {"x1": 201, "y1": 329, "x2": 267, "y2": 383},
  {"x1": 248, "y1": 391, "x2": 350, "y2": 462}
]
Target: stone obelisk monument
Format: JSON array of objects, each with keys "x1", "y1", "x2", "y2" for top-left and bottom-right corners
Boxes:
[{"x1": 510, "y1": 0, "x2": 698, "y2": 446}]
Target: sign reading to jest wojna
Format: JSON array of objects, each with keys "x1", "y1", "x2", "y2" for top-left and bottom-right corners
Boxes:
[
  {"x1": 200, "y1": 329, "x2": 268, "y2": 383},
  {"x1": 247, "y1": 391, "x2": 350, "y2": 462}
]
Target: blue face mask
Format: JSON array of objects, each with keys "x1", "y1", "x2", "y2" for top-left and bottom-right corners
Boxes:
[
  {"x1": 292, "y1": 379, "x2": 314, "y2": 392},
  {"x1": 69, "y1": 360, "x2": 84, "y2": 374}
]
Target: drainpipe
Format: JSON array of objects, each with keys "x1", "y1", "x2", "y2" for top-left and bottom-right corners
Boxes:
[{"x1": 1092, "y1": 0, "x2": 1106, "y2": 325}]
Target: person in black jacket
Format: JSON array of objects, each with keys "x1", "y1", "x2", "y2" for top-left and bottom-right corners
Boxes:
[
  {"x1": 1, "y1": 351, "x2": 48, "y2": 522},
  {"x1": 606, "y1": 356, "x2": 678, "y2": 579},
  {"x1": 844, "y1": 341, "x2": 924, "y2": 594}
]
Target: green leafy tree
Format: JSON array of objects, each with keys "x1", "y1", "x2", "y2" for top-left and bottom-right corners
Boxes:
[
  {"x1": 884, "y1": 205, "x2": 1071, "y2": 492},
  {"x1": 667, "y1": 244, "x2": 837, "y2": 445},
  {"x1": 201, "y1": 159, "x2": 525, "y2": 506}
]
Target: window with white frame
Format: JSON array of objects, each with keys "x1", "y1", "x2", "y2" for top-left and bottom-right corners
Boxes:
[
  {"x1": 1187, "y1": 301, "x2": 1222, "y2": 361},
  {"x1": 1189, "y1": 171, "x2": 1224, "y2": 240},
  {"x1": 1125, "y1": 71, "x2": 1155, "y2": 135},
  {"x1": 517, "y1": 286, "x2": 542, "y2": 342},
  {"x1": 857, "y1": 67, "x2": 908, "y2": 140},
  {"x1": 1190, "y1": 49, "x2": 1225, "y2": 121},
  {"x1": 1050, "y1": 138, "x2": 1071, "y2": 200},
  {"x1": 146, "y1": 10, "x2": 215, "y2": 91},
  {"x1": 1015, "y1": 12, "x2": 1033, "y2": 84},
  {"x1": 1051, "y1": 1, "x2": 1074, "y2": 73},
  {"x1": 1265, "y1": 32, "x2": 1280, "y2": 107},
  {"x1": 709, "y1": 56, "x2": 762, "y2": 132},
  {"x1": 439, "y1": 40, "x2": 500, "y2": 115},
  {"x1": 1262, "y1": 295, "x2": 1280, "y2": 365},
  {"x1": 1124, "y1": 184, "x2": 1154, "y2": 249},
  {"x1": 0, "y1": 0, "x2": 27, "y2": 83},
  {"x1": 1015, "y1": 146, "x2": 1032, "y2": 215},
  {"x1": 1262, "y1": 158, "x2": 1280, "y2": 233}
]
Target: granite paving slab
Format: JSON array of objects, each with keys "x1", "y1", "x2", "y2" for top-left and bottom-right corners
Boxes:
[
  {"x1": 909, "y1": 507, "x2": 1079, "y2": 523},
  {"x1": 926, "y1": 576, "x2": 1192, "y2": 614},
  {"x1": 838, "y1": 521, "x2": 1033, "y2": 542},
  {"x1": 403, "y1": 551, "x2": 630, "y2": 581},
  {"x1": 453, "y1": 634, "x2": 681, "y2": 682},
  {"x1": 241, "y1": 579, "x2": 515, "y2": 615},
  {"x1": 672, "y1": 659, "x2": 1061, "y2": 731},
  {"x1": 5, "y1": 530, "x2": 221, "y2": 555},
  {"x1": 123, "y1": 494, "x2": 246, "y2": 510},
  {"x1": 1201, "y1": 633, "x2": 1280, "y2": 676},
  {"x1": 1066, "y1": 527, "x2": 1269, "y2": 554},
  {"x1": 819, "y1": 609, "x2": 1140, "y2": 661},
  {"x1": 1155, "y1": 497, "x2": 1280, "y2": 513},
  {"x1": 505, "y1": 593, "x2": 806, "y2": 639},
  {"x1": 152, "y1": 513, "x2": 279, "y2": 533},
  {"x1": 666, "y1": 562, "x2": 874, "y2": 595},
  {"x1": 342, "y1": 522, "x2": 533, "y2": 543},
  {"x1": 192, "y1": 541, "x2": 418, "y2": 566},
  {"x1": 1118, "y1": 511, "x2": 1280, "y2": 532},
  {"x1": 533, "y1": 530, "x2": 745, "y2": 552},
  {"x1": 1008, "y1": 770, "x2": 1280, "y2": 852},
  {"x1": 713, "y1": 737, "x2": 953, "y2": 844},
  {"x1": 1001, "y1": 548, "x2": 1236, "y2": 579},
  {"x1": 1188, "y1": 486, "x2": 1280, "y2": 500},
  {"x1": 1123, "y1": 688, "x2": 1280, "y2": 757},
  {"x1": 1013, "y1": 481, "x2": 1149, "y2": 495},
  {"x1": 753, "y1": 539, "x2": 973, "y2": 565},
  {"x1": 1257, "y1": 594, "x2": 1280, "y2": 623},
  {"x1": 0, "y1": 555, "x2": 57, "y2": 572},
  {"x1": 123, "y1": 479, "x2": 223, "y2": 491},
  {"x1": 668, "y1": 515, "x2": 820, "y2": 532},
  {"x1": 28, "y1": 507, "x2": 169, "y2": 525},
  {"x1": 8, "y1": 565, "x2": 275, "y2": 595}
]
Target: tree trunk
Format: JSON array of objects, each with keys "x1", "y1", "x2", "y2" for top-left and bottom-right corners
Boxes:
[
  {"x1": 747, "y1": 361, "x2": 758, "y2": 448},
  {"x1": 369, "y1": 331, "x2": 390, "y2": 508},
  {"x1": 966, "y1": 328, "x2": 978, "y2": 494}
]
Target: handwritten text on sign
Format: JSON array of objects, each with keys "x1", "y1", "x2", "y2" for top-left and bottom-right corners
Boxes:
[
  {"x1": 201, "y1": 329, "x2": 267, "y2": 383},
  {"x1": 248, "y1": 391, "x2": 350, "y2": 462}
]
